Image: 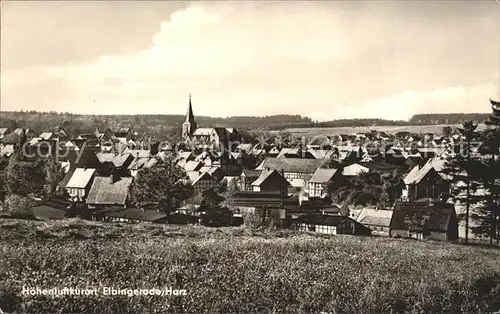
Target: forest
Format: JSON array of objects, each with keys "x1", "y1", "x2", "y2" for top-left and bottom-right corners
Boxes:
[{"x1": 0, "y1": 110, "x2": 491, "y2": 140}]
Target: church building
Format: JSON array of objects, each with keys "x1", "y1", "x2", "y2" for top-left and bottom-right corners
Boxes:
[{"x1": 181, "y1": 94, "x2": 240, "y2": 150}]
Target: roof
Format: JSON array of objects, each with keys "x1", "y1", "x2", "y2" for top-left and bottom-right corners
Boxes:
[
  {"x1": 104, "y1": 208, "x2": 167, "y2": 222},
  {"x1": 0, "y1": 128, "x2": 9, "y2": 135},
  {"x1": 251, "y1": 169, "x2": 289, "y2": 187},
  {"x1": 184, "y1": 160, "x2": 203, "y2": 172},
  {"x1": 86, "y1": 176, "x2": 133, "y2": 205},
  {"x1": 32, "y1": 204, "x2": 68, "y2": 220},
  {"x1": 186, "y1": 171, "x2": 201, "y2": 183},
  {"x1": 0, "y1": 144, "x2": 14, "y2": 157},
  {"x1": 125, "y1": 149, "x2": 150, "y2": 158},
  {"x1": 192, "y1": 172, "x2": 216, "y2": 185},
  {"x1": 356, "y1": 207, "x2": 393, "y2": 223},
  {"x1": 309, "y1": 168, "x2": 338, "y2": 183},
  {"x1": 127, "y1": 157, "x2": 151, "y2": 170},
  {"x1": 193, "y1": 128, "x2": 214, "y2": 136},
  {"x1": 65, "y1": 168, "x2": 96, "y2": 189},
  {"x1": 39, "y1": 132, "x2": 55, "y2": 140},
  {"x1": 403, "y1": 163, "x2": 441, "y2": 185},
  {"x1": 277, "y1": 148, "x2": 301, "y2": 158},
  {"x1": 256, "y1": 157, "x2": 324, "y2": 174},
  {"x1": 359, "y1": 216, "x2": 392, "y2": 227},
  {"x1": 96, "y1": 152, "x2": 133, "y2": 168},
  {"x1": 390, "y1": 201, "x2": 456, "y2": 232},
  {"x1": 242, "y1": 169, "x2": 262, "y2": 178}
]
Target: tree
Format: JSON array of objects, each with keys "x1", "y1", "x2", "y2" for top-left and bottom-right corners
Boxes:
[
  {"x1": 442, "y1": 126, "x2": 453, "y2": 138},
  {"x1": 197, "y1": 188, "x2": 233, "y2": 227},
  {"x1": 5, "y1": 157, "x2": 46, "y2": 197},
  {"x1": 130, "y1": 156, "x2": 194, "y2": 214},
  {"x1": 44, "y1": 155, "x2": 66, "y2": 197},
  {"x1": 221, "y1": 178, "x2": 239, "y2": 210},
  {"x1": 442, "y1": 120, "x2": 481, "y2": 243},
  {"x1": 381, "y1": 170, "x2": 406, "y2": 207}
]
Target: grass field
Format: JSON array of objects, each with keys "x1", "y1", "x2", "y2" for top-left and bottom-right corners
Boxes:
[
  {"x1": 279, "y1": 124, "x2": 488, "y2": 137},
  {"x1": 1, "y1": 218, "x2": 500, "y2": 313}
]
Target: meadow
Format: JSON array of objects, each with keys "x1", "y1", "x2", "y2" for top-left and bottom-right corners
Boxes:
[
  {"x1": 280, "y1": 124, "x2": 489, "y2": 137},
  {"x1": 1, "y1": 218, "x2": 500, "y2": 313}
]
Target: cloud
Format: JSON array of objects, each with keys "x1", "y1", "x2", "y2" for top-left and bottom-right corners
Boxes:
[{"x1": 1, "y1": 1, "x2": 499, "y2": 120}]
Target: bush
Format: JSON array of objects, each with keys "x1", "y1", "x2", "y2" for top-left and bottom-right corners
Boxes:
[
  {"x1": 2, "y1": 194, "x2": 35, "y2": 215},
  {"x1": 1, "y1": 220, "x2": 500, "y2": 313}
]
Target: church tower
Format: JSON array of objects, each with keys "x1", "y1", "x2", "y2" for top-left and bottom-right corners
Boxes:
[{"x1": 182, "y1": 93, "x2": 197, "y2": 141}]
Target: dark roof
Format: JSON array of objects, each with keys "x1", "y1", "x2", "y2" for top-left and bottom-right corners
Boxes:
[
  {"x1": 32, "y1": 204, "x2": 68, "y2": 220},
  {"x1": 233, "y1": 191, "x2": 299, "y2": 208},
  {"x1": 358, "y1": 162, "x2": 406, "y2": 171},
  {"x1": 104, "y1": 208, "x2": 167, "y2": 222},
  {"x1": 257, "y1": 157, "x2": 324, "y2": 174},
  {"x1": 86, "y1": 176, "x2": 133, "y2": 205},
  {"x1": 390, "y1": 201, "x2": 456, "y2": 232}
]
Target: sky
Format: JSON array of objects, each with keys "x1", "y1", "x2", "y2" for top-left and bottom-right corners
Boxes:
[{"x1": 1, "y1": 1, "x2": 500, "y2": 121}]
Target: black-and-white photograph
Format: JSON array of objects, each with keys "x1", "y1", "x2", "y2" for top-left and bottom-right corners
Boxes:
[{"x1": 1, "y1": 1, "x2": 500, "y2": 313}]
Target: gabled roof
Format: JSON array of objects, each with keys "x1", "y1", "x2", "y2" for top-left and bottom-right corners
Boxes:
[
  {"x1": 192, "y1": 172, "x2": 216, "y2": 186},
  {"x1": 65, "y1": 168, "x2": 96, "y2": 189},
  {"x1": 0, "y1": 128, "x2": 10, "y2": 136},
  {"x1": 96, "y1": 152, "x2": 133, "y2": 168},
  {"x1": 390, "y1": 201, "x2": 456, "y2": 232},
  {"x1": 251, "y1": 169, "x2": 290, "y2": 187},
  {"x1": 356, "y1": 207, "x2": 393, "y2": 227},
  {"x1": 86, "y1": 176, "x2": 133, "y2": 205},
  {"x1": 309, "y1": 168, "x2": 338, "y2": 183},
  {"x1": 256, "y1": 157, "x2": 324, "y2": 174},
  {"x1": 403, "y1": 163, "x2": 441, "y2": 185}
]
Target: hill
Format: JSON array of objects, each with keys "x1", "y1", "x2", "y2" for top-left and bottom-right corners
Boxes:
[
  {"x1": 0, "y1": 110, "x2": 491, "y2": 140},
  {"x1": 1, "y1": 218, "x2": 499, "y2": 313}
]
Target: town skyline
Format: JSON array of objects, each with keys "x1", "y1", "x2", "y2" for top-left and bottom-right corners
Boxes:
[{"x1": 1, "y1": 1, "x2": 500, "y2": 121}]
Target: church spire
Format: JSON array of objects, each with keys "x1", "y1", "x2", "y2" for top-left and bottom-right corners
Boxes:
[
  {"x1": 186, "y1": 93, "x2": 195, "y2": 123},
  {"x1": 182, "y1": 93, "x2": 197, "y2": 141}
]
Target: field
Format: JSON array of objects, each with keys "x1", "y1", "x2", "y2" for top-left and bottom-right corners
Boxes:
[
  {"x1": 1, "y1": 218, "x2": 500, "y2": 313},
  {"x1": 279, "y1": 124, "x2": 488, "y2": 137}
]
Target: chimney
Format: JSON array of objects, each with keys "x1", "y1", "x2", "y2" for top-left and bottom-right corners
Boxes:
[{"x1": 109, "y1": 165, "x2": 116, "y2": 184}]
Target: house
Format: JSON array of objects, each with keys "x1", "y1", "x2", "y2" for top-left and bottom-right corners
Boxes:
[
  {"x1": 86, "y1": 176, "x2": 133, "y2": 208},
  {"x1": 256, "y1": 157, "x2": 324, "y2": 182},
  {"x1": 232, "y1": 191, "x2": 300, "y2": 212},
  {"x1": 251, "y1": 169, "x2": 291, "y2": 193},
  {"x1": 96, "y1": 152, "x2": 134, "y2": 176},
  {"x1": 115, "y1": 127, "x2": 132, "y2": 143},
  {"x1": 402, "y1": 163, "x2": 450, "y2": 201},
  {"x1": 342, "y1": 162, "x2": 404, "y2": 177},
  {"x1": 1, "y1": 128, "x2": 36, "y2": 145},
  {"x1": 389, "y1": 200, "x2": 458, "y2": 241},
  {"x1": 293, "y1": 214, "x2": 372, "y2": 236},
  {"x1": 308, "y1": 168, "x2": 341, "y2": 198},
  {"x1": 212, "y1": 151, "x2": 241, "y2": 176},
  {"x1": 240, "y1": 169, "x2": 261, "y2": 191},
  {"x1": 267, "y1": 147, "x2": 281, "y2": 157},
  {"x1": 189, "y1": 172, "x2": 219, "y2": 195},
  {"x1": 64, "y1": 168, "x2": 97, "y2": 202},
  {"x1": 356, "y1": 207, "x2": 393, "y2": 236}
]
